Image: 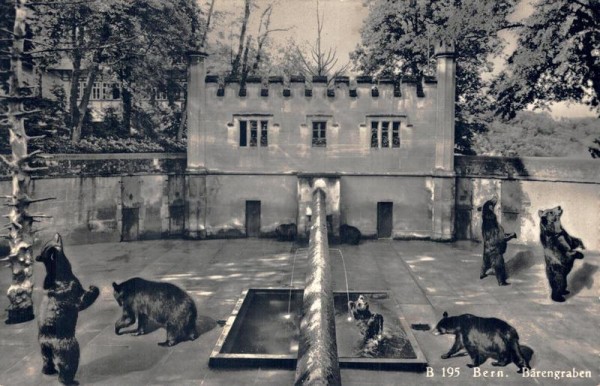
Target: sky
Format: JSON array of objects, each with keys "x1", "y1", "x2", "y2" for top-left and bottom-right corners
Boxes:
[{"x1": 208, "y1": 0, "x2": 597, "y2": 119}]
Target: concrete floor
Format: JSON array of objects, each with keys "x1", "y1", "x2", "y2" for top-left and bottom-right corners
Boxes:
[{"x1": 0, "y1": 239, "x2": 598, "y2": 385}]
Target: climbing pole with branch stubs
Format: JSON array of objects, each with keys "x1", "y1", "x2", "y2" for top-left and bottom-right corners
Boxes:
[{"x1": 1, "y1": 0, "x2": 53, "y2": 324}]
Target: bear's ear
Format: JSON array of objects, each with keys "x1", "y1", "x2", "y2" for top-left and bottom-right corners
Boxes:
[
  {"x1": 443, "y1": 311, "x2": 448, "y2": 318},
  {"x1": 538, "y1": 210, "x2": 544, "y2": 218},
  {"x1": 112, "y1": 282, "x2": 119, "y2": 290}
]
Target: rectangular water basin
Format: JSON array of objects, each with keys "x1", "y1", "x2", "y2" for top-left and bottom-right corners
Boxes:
[{"x1": 209, "y1": 288, "x2": 427, "y2": 371}]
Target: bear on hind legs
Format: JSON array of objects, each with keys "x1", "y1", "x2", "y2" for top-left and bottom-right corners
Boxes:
[
  {"x1": 113, "y1": 277, "x2": 198, "y2": 346},
  {"x1": 478, "y1": 197, "x2": 517, "y2": 286},
  {"x1": 36, "y1": 234, "x2": 100, "y2": 385},
  {"x1": 539, "y1": 206, "x2": 585, "y2": 302}
]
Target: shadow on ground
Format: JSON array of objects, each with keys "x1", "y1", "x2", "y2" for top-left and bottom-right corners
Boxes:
[
  {"x1": 568, "y1": 262, "x2": 598, "y2": 297},
  {"x1": 506, "y1": 250, "x2": 537, "y2": 276}
]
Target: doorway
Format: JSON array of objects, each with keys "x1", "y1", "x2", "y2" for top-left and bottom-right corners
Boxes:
[
  {"x1": 245, "y1": 201, "x2": 261, "y2": 237},
  {"x1": 377, "y1": 202, "x2": 393, "y2": 238}
]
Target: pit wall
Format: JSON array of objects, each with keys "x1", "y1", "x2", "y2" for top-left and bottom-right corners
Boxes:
[
  {"x1": 0, "y1": 154, "x2": 596, "y2": 251},
  {"x1": 455, "y1": 156, "x2": 600, "y2": 251}
]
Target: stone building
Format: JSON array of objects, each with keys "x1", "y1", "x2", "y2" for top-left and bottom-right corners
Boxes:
[{"x1": 184, "y1": 42, "x2": 456, "y2": 241}]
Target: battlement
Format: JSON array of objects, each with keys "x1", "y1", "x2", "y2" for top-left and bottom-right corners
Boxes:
[{"x1": 202, "y1": 74, "x2": 438, "y2": 99}]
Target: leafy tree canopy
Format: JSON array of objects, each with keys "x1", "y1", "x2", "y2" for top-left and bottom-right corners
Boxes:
[
  {"x1": 352, "y1": 0, "x2": 519, "y2": 154},
  {"x1": 492, "y1": 0, "x2": 600, "y2": 119}
]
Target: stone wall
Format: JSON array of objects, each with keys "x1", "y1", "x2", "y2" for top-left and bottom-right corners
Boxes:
[
  {"x1": 0, "y1": 153, "x2": 596, "y2": 251},
  {"x1": 455, "y1": 156, "x2": 600, "y2": 251}
]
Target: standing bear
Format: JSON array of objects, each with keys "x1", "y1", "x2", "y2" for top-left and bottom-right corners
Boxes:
[
  {"x1": 36, "y1": 233, "x2": 100, "y2": 385},
  {"x1": 478, "y1": 197, "x2": 517, "y2": 286},
  {"x1": 113, "y1": 277, "x2": 198, "y2": 346},
  {"x1": 433, "y1": 312, "x2": 531, "y2": 373},
  {"x1": 539, "y1": 206, "x2": 585, "y2": 302}
]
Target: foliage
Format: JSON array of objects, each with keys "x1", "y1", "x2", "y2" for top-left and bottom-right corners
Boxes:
[
  {"x1": 31, "y1": 0, "x2": 204, "y2": 139},
  {"x1": 37, "y1": 135, "x2": 186, "y2": 154},
  {"x1": 492, "y1": 0, "x2": 600, "y2": 119},
  {"x1": 352, "y1": 0, "x2": 519, "y2": 154},
  {"x1": 472, "y1": 111, "x2": 599, "y2": 158}
]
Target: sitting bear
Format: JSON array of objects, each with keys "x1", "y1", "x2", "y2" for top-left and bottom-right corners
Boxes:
[
  {"x1": 36, "y1": 233, "x2": 100, "y2": 385},
  {"x1": 348, "y1": 295, "x2": 383, "y2": 341},
  {"x1": 539, "y1": 206, "x2": 585, "y2": 302},
  {"x1": 113, "y1": 277, "x2": 198, "y2": 346},
  {"x1": 275, "y1": 223, "x2": 297, "y2": 241},
  {"x1": 433, "y1": 312, "x2": 531, "y2": 373},
  {"x1": 340, "y1": 224, "x2": 361, "y2": 245},
  {"x1": 478, "y1": 197, "x2": 517, "y2": 286}
]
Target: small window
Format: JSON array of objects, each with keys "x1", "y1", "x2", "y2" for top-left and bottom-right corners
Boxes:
[
  {"x1": 370, "y1": 120, "x2": 401, "y2": 149},
  {"x1": 239, "y1": 118, "x2": 269, "y2": 147},
  {"x1": 392, "y1": 122, "x2": 400, "y2": 148},
  {"x1": 91, "y1": 82, "x2": 101, "y2": 100},
  {"x1": 370, "y1": 121, "x2": 378, "y2": 148},
  {"x1": 260, "y1": 120, "x2": 268, "y2": 146},
  {"x1": 249, "y1": 120, "x2": 258, "y2": 147},
  {"x1": 312, "y1": 121, "x2": 327, "y2": 147}
]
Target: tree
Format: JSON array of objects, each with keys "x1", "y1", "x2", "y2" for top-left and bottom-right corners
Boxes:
[
  {"x1": 492, "y1": 0, "x2": 599, "y2": 118},
  {"x1": 352, "y1": 0, "x2": 519, "y2": 154},
  {"x1": 33, "y1": 0, "x2": 204, "y2": 141},
  {"x1": 0, "y1": 0, "x2": 52, "y2": 324},
  {"x1": 293, "y1": 0, "x2": 349, "y2": 79}
]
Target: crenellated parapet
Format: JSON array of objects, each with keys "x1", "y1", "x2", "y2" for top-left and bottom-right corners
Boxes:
[{"x1": 203, "y1": 74, "x2": 437, "y2": 100}]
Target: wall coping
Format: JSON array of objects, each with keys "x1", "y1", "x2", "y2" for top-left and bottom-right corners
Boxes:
[{"x1": 455, "y1": 155, "x2": 600, "y2": 183}]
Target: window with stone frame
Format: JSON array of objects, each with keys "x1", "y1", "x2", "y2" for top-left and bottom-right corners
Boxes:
[
  {"x1": 239, "y1": 118, "x2": 270, "y2": 147},
  {"x1": 370, "y1": 120, "x2": 401, "y2": 149},
  {"x1": 312, "y1": 121, "x2": 327, "y2": 147}
]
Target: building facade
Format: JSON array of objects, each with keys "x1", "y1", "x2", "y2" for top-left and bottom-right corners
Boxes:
[{"x1": 184, "y1": 42, "x2": 456, "y2": 241}]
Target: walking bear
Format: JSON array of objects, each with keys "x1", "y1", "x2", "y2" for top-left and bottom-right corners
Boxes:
[
  {"x1": 36, "y1": 233, "x2": 100, "y2": 385},
  {"x1": 112, "y1": 277, "x2": 198, "y2": 346},
  {"x1": 539, "y1": 206, "x2": 585, "y2": 302},
  {"x1": 433, "y1": 312, "x2": 531, "y2": 373},
  {"x1": 478, "y1": 197, "x2": 517, "y2": 285},
  {"x1": 340, "y1": 224, "x2": 361, "y2": 245},
  {"x1": 275, "y1": 223, "x2": 297, "y2": 241},
  {"x1": 348, "y1": 295, "x2": 383, "y2": 341}
]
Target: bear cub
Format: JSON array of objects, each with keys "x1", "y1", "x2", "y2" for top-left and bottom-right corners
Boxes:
[
  {"x1": 348, "y1": 295, "x2": 383, "y2": 341},
  {"x1": 433, "y1": 312, "x2": 531, "y2": 373},
  {"x1": 36, "y1": 233, "x2": 100, "y2": 385},
  {"x1": 539, "y1": 206, "x2": 585, "y2": 302},
  {"x1": 113, "y1": 277, "x2": 198, "y2": 346},
  {"x1": 478, "y1": 197, "x2": 517, "y2": 286}
]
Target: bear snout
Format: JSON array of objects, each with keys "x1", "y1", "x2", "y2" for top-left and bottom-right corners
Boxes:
[{"x1": 431, "y1": 329, "x2": 441, "y2": 336}]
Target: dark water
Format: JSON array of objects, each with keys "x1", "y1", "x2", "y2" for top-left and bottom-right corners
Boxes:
[
  {"x1": 220, "y1": 290, "x2": 416, "y2": 359},
  {"x1": 334, "y1": 293, "x2": 417, "y2": 359},
  {"x1": 222, "y1": 291, "x2": 303, "y2": 355}
]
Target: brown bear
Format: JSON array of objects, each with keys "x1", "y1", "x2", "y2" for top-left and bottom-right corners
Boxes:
[
  {"x1": 478, "y1": 197, "x2": 517, "y2": 286},
  {"x1": 340, "y1": 224, "x2": 361, "y2": 245},
  {"x1": 275, "y1": 223, "x2": 297, "y2": 241},
  {"x1": 539, "y1": 206, "x2": 585, "y2": 302},
  {"x1": 36, "y1": 233, "x2": 99, "y2": 385},
  {"x1": 433, "y1": 312, "x2": 531, "y2": 373},
  {"x1": 348, "y1": 295, "x2": 383, "y2": 341},
  {"x1": 113, "y1": 277, "x2": 198, "y2": 346}
]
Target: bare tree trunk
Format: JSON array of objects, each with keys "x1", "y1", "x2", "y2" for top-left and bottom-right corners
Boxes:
[
  {"x1": 231, "y1": 0, "x2": 251, "y2": 77},
  {"x1": 177, "y1": 0, "x2": 216, "y2": 141},
  {"x1": 2, "y1": 0, "x2": 50, "y2": 324},
  {"x1": 68, "y1": 25, "x2": 83, "y2": 129},
  {"x1": 73, "y1": 61, "x2": 99, "y2": 143}
]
